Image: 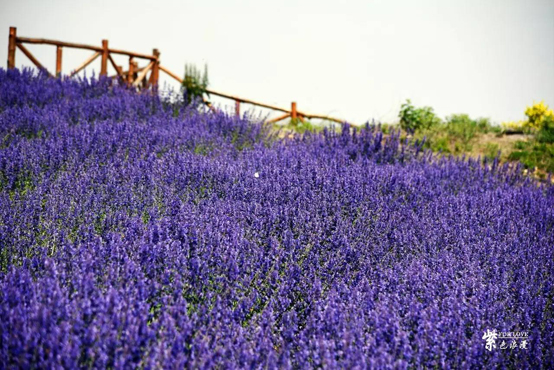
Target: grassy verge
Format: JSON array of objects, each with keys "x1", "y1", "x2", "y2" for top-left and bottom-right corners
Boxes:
[{"x1": 407, "y1": 122, "x2": 553, "y2": 180}]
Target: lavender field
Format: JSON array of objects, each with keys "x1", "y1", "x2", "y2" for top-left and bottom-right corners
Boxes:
[{"x1": 0, "y1": 69, "x2": 553, "y2": 368}]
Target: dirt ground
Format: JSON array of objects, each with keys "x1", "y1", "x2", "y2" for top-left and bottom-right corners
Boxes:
[{"x1": 470, "y1": 133, "x2": 531, "y2": 159}]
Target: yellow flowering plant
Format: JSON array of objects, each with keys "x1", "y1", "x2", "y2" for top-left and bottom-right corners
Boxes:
[
  {"x1": 501, "y1": 120, "x2": 527, "y2": 132},
  {"x1": 524, "y1": 101, "x2": 554, "y2": 131},
  {"x1": 502, "y1": 101, "x2": 553, "y2": 133}
]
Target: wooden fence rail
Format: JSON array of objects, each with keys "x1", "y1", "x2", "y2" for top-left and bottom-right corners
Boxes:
[
  {"x1": 7, "y1": 26, "x2": 348, "y2": 125},
  {"x1": 7, "y1": 27, "x2": 159, "y2": 89}
]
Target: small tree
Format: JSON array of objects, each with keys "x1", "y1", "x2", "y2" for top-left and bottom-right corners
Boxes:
[{"x1": 182, "y1": 64, "x2": 209, "y2": 107}]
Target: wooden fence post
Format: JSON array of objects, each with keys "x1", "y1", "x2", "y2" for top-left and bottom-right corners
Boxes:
[
  {"x1": 56, "y1": 45, "x2": 62, "y2": 77},
  {"x1": 127, "y1": 57, "x2": 134, "y2": 85},
  {"x1": 291, "y1": 102, "x2": 297, "y2": 121},
  {"x1": 8, "y1": 27, "x2": 16, "y2": 69},
  {"x1": 100, "y1": 39, "x2": 108, "y2": 76},
  {"x1": 133, "y1": 60, "x2": 138, "y2": 83},
  {"x1": 235, "y1": 100, "x2": 240, "y2": 116},
  {"x1": 152, "y1": 48, "x2": 160, "y2": 89}
]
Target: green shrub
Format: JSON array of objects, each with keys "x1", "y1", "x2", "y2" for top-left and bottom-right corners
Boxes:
[
  {"x1": 445, "y1": 114, "x2": 478, "y2": 144},
  {"x1": 429, "y1": 136, "x2": 450, "y2": 153},
  {"x1": 514, "y1": 140, "x2": 527, "y2": 150},
  {"x1": 508, "y1": 150, "x2": 527, "y2": 161},
  {"x1": 380, "y1": 123, "x2": 393, "y2": 134},
  {"x1": 443, "y1": 114, "x2": 494, "y2": 151},
  {"x1": 182, "y1": 64, "x2": 209, "y2": 107},
  {"x1": 536, "y1": 115, "x2": 554, "y2": 144},
  {"x1": 399, "y1": 100, "x2": 441, "y2": 133},
  {"x1": 508, "y1": 141, "x2": 554, "y2": 174}
]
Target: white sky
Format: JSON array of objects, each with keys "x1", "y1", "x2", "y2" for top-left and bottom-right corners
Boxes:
[{"x1": 1, "y1": 0, "x2": 553, "y2": 125}]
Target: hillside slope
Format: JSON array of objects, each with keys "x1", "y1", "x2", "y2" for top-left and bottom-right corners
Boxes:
[{"x1": 1, "y1": 69, "x2": 553, "y2": 368}]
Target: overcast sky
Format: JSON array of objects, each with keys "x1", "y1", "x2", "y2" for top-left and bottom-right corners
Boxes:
[{"x1": 1, "y1": 0, "x2": 553, "y2": 124}]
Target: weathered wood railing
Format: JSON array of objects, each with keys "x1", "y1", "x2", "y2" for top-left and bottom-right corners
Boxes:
[
  {"x1": 157, "y1": 65, "x2": 345, "y2": 124},
  {"x1": 7, "y1": 26, "x2": 347, "y2": 124},
  {"x1": 7, "y1": 27, "x2": 159, "y2": 89}
]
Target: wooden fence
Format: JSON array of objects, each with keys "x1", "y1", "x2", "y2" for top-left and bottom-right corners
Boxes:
[{"x1": 7, "y1": 27, "x2": 347, "y2": 124}]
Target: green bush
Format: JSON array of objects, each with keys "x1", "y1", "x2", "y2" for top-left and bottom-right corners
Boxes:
[
  {"x1": 430, "y1": 136, "x2": 450, "y2": 153},
  {"x1": 398, "y1": 100, "x2": 441, "y2": 133},
  {"x1": 412, "y1": 113, "x2": 494, "y2": 155},
  {"x1": 508, "y1": 141, "x2": 554, "y2": 174},
  {"x1": 445, "y1": 114, "x2": 478, "y2": 144},
  {"x1": 182, "y1": 64, "x2": 209, "y2": 107},
  {"x1": 536, "y1": 115, "x2": 554, "y2": 144},
  {"x1": 443, "y1": 114, "x2": 494, "y2": 151},
  {"x1": 382, "y1": 124, "x2": 392, "y2": 134},
  {"x1": 514, "y1": 140, "x2": 527, "y2": 150}
]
